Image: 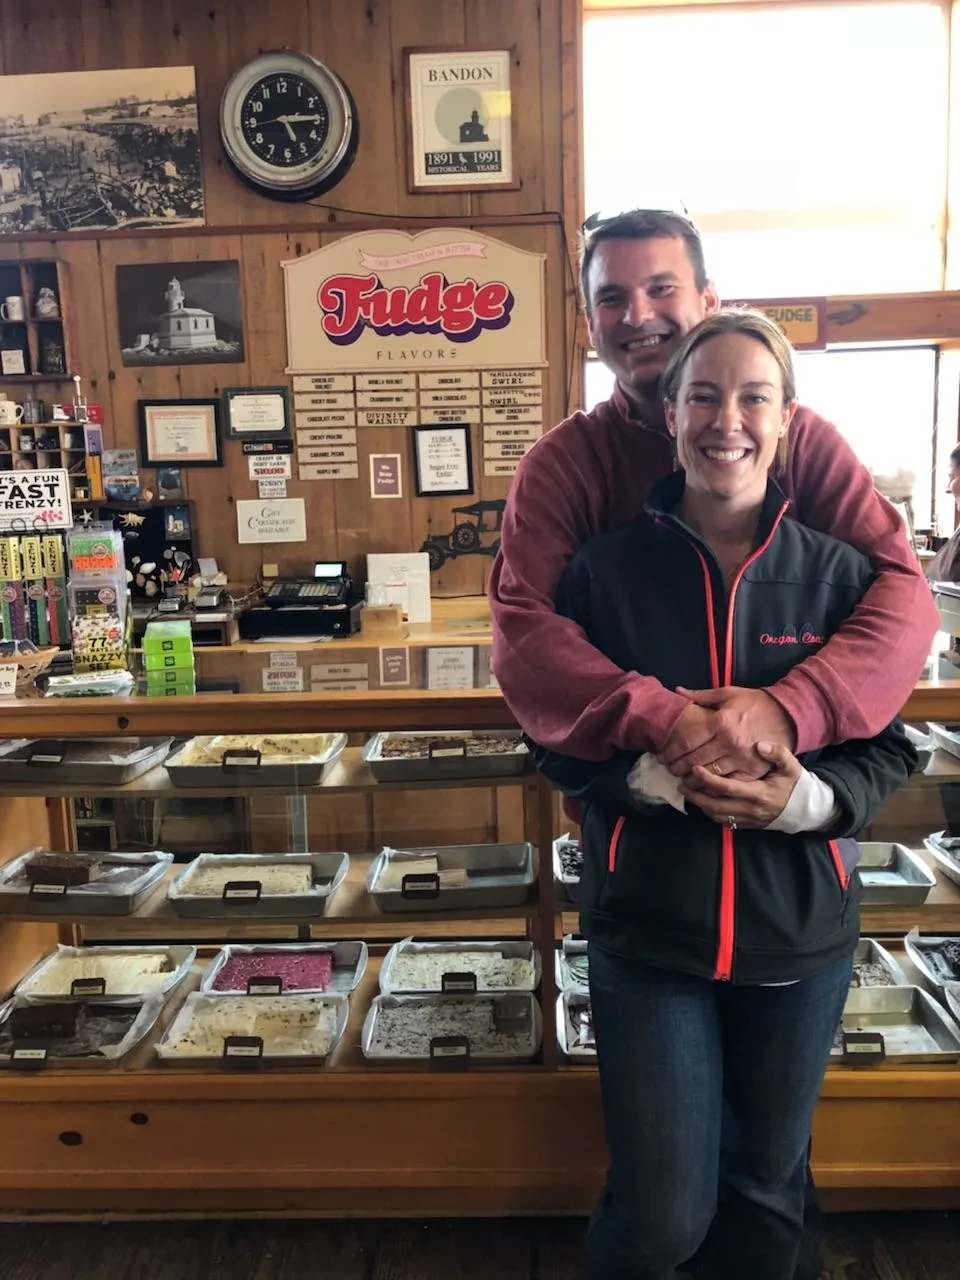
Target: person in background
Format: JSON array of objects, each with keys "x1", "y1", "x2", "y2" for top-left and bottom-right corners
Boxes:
[
  {"x1": 529, "y1": 309, "x2": 917, "y2": 1280},
  {"x1": 926, "y1": 443, "x2": 960, "y2": 581},
  {"x1": 488, "y1": 209, "x2": 938, "y2": 1279}
]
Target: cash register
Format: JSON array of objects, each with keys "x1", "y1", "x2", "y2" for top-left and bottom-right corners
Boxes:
[{"x1": 239, "y1": 560, "x2": 362, "y2": 639}]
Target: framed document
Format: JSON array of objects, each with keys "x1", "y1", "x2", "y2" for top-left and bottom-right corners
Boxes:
[
  {"x1": 404, "y1": 46, "x2": 518, "y2": 193},
  {"x1": 138, "y1": 399, "x2": 222, "y2": 468},
  {"x1": 412, "y1": 424, "x2": 473, "y2": 497},
  {"x1": 223, "y1": 385, "x2": 291, "y2": 441}
]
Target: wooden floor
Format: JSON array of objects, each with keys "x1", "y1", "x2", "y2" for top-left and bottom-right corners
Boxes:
[{"x1": 0, "y1": 1215, "x2": 957, "y2": 1279}]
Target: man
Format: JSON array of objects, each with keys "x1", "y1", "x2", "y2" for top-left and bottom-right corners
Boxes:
[
  {"x1": 488, "y1": 210, "x2": 939, "y2": 1279},
  {"x1": 489, "y1": 209, "x2": 937, "y2": 776}
]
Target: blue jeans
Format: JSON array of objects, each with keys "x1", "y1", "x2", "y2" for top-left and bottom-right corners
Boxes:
[{"x1": 586, "y1": 945, "x2": 852, "y2": 1280}]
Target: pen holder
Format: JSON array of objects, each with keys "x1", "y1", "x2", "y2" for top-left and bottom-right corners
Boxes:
[{"x1": 360, "y1": 604, "x2": 407, "y2": 641}]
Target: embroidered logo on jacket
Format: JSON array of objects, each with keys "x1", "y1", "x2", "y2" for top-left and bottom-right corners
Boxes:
[{"x1": 760, "y1": 628, "x2": 824, "y2": 647}]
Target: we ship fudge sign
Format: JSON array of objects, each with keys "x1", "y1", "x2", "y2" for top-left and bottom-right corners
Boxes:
[{"x1": 283, "y1": 229, "x2": 545, "y2": 373}]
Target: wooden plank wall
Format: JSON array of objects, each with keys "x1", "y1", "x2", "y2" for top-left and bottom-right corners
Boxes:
[{"x1": 0, "y1": 0, "x2": 578, "y2": 594}]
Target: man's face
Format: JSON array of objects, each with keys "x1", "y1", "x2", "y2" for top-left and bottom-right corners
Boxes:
[{"x1": 585, "y1": 236, "x2": 719, "y2": 401}]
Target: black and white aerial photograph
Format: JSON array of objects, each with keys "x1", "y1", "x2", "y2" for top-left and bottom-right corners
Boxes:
[
  {"x1": 0, "y1": 65, "x2": 204, "y2": 233},
  {"x1": 115, "y1": 260, "x2": 245, "y2": 367}
]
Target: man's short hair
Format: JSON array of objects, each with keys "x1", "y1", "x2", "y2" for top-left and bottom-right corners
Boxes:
[{"x1": 579, "y1": 209, "x2": 708, "y2": 310}]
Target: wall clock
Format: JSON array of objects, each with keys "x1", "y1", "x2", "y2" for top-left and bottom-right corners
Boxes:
[{"x1": 219, "y1": 50, "x2": 359, "y2": 202}]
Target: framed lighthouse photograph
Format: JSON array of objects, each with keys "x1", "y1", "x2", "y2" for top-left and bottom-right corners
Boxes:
[
  {"x1": 404, "y1": 46, "x2": 518, "y2": 194},
  {"x1": 115, "y1": 259, "x2": 245, "y2": 367}
]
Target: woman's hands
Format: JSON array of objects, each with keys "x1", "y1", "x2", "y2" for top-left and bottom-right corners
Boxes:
[{"x1": 679, "y1": 741, "x2": 803, "y2": 829}]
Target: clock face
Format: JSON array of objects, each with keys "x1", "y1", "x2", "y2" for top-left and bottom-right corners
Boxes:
[
  {"x1": 240, "y1": 73, "x2": 330, "y2": 170},
  {"x1": 220, "y1": 51, "x2": 359, "y2": 202}
]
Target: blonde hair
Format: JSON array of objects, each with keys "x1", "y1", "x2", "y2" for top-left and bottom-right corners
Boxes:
[{"x1": 662, "y1": 307, "x2": 796, "y2": 470}]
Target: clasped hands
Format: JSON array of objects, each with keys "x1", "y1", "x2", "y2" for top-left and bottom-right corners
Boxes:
[{"x1": 657, "y1": 686, "x2": 801, "y2": 830}]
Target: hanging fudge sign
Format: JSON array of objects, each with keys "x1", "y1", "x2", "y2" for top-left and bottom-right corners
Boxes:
[{"x1": 282, "y1": 229, "x2": 545, "y2": 372}]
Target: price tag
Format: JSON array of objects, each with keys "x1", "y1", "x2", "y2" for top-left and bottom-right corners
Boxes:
[
  {"x1": 841, "y1": 1031, "x2": 886, "y2": 1065},
  {"x1": 0, "y1": 667, "x2": 16, "y2": 696},
  {"x1": 157, "y1": 598, "x2": 181, "y2": 614},
  {"x1": 26, "y1": 751, "x2": 65, "y2": 767},
  {"x1": 223, "y1": 1036, "x2": 264, "y2": 1062},
  {"x1": 427, "y1": 738, "x2": 467, "y2": 760},
  {"x1": 11, "y1": 1046, "x2": 48, "y2": 1069},
  {"x1": 221, "y1": 749, "x2": 262, "y2": 770},
  {"x1": 223, "y1": 880, "x2": 263, "y2": 902},
  {"x1": 71, "y1": 977, "x2": 106, "y2": 996},
  {"x1": 429, "y1": 1035, "x2": 470, "y2": 1066},
  {"x1": 400, "y1": 872, "x2": 440, "y2": 900},
  {"x1": 441, "y1": 972, "x2": 478, "y2": 994},
  {"x1": 29, "y1": 881, "x2": 68, "y2": 897},
  {"x1": 247, "y1": 976, "x2": 283, "y2": 995}
]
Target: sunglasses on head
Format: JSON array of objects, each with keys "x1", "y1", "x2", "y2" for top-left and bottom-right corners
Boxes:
[{"x1": 581, "y1": 204, "x2": 694, "y2": 237}]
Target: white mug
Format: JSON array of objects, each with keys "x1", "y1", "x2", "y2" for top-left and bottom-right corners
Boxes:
[
  {"x1": 1, "y1": 296, "x2": 25, "y2": 322},
  {"x1": 0, "y1": 401, "x2": 24, "y2": 424}
]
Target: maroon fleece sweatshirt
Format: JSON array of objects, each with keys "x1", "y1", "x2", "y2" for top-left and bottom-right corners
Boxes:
[{"x1": 488, "y1": 383, "x2": 939, "y2": 760}]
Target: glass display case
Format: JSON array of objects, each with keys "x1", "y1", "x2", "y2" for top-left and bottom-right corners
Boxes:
[{"x1": 0, "y1": 686, "x2": 957, "y2": 1216}]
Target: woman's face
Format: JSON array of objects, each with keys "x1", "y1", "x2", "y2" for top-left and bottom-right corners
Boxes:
[
  {"x1": 948, "y1": 461, "x2": 960, "y2": 511},
  {"x1": 665, "y1": 331, "x2": 796, "y2": 508}
]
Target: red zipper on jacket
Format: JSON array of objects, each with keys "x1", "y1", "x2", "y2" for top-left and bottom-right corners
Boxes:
[
  {"x1": 661, "y1": 503, "x2": 789, "y2": 981},
  {"x1": 828, "y1": 839, "x2": 850, "y2": 890}
]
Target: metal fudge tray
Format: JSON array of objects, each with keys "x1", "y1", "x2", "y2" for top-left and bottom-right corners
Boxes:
[
  {"x1": 201, "y1": 941, "x2": 367, "y2": 996},
  {"x1": 0, "y1": 736, "x2": 172, "y2": 786},
  {"x1": 168, "y1": 852, "x2": 349, "y2": 919},
  {"x1": 367, "y1": 842, "x2": 535, "y2": 913},
  {"x1": 164, "y1": 733, "x2": 347, "y2": 787},
  {"x1": 0, "y1": 993, "x2": 165, "y2": 1070},
  {"x1": 15, "y1": 944, "x2": 196, "y2": 1001},
  {"x1": 557, "y1": 990, "x2": 596, "y2": 1061},
  {"x1": 0, "y1": 850, "x2": 173, "y2": 917},
  {"x1": 361, "y1": 992, "x2": 542, "y2": 1064},
  {"x1": 362, "y1": 730, "x2": 529, "y2": 783},
  {"x1": 552, "y1": 834, "x2": 582, "y2": 905},
  {"x1": 555, "y1": 935, "x2": 590, "y2": 993},
  {"x1": 379, "y1": 938, "x2": 540, "y2": 995},
  {"x1": 903, "y1": 930, "x2": 960, "y2": 995},
  {"x1": 831, "y1": 987, "x2": 960, "y2": 1064},
  {"x1": 849, "y1": 938, "x2": 909, "y2": 990},
  {"x1": 155, "y1": 992, "x2": 349, "y2": 1067},
  {"x1": 926, "y1": 721, "x2": 960, "y2": 762},
  {"x1": 922, "y1": 831, "x2": 960, "y2": 890},
  {"x1": 855, "y1": 842, "x2": 936, "y2": 905}
]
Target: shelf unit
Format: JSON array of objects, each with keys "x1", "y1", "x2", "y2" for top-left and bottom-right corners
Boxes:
[
  {"x1": 0, "y1": 259, "x2": 75, "y2": 382},
  {"x1": 0, "y1": 689, "x2": 958, "y2": 1216}
]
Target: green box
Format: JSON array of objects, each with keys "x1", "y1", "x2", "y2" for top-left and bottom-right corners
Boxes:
[
  {"x1": 143, "y1": 649, "x2": 196, "y2": 672},
  {"x1": 146, "y1": 674, "x2": 196, "y2": 697}
]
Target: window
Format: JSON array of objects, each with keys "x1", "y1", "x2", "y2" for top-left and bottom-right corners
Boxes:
[
  {"x1": 583, "y1": 2, "x2": 948, "y2": 298},
  {"x1": 582, "y1": 0, "x2": 953, "y2": 531},
  {"x1": 584, "y1": 349, "x2": 937, "y2": 529}
]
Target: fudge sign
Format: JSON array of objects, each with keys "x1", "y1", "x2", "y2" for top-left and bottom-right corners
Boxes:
[
  {"x1": 283, "y1": 229, "x2": 545, "y2": 372},
  {"x1": 0, "y1": 469, "x2": 72, "y2": 532}
]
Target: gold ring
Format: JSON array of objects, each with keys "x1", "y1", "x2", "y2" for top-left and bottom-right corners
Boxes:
[
  {"x1": 711, "y1": 763, "x2": 724, "y2": 776},
  {"x1": 726, "y1": 815, "x2": 737, "y2": 830}
]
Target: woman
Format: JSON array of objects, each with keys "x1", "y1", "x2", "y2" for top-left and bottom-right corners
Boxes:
[
  {"x1": 532, "y1": 309, "x2": 916, "y2": 1280},
  {"x1": 926, "y1": 443, "x2": 960, "y2": 581}
]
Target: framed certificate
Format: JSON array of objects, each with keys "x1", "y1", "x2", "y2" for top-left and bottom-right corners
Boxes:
[
  {"x1": 404, "y1": 46, "x2": 518, "y2": 193},
  {"x1": 223, "y1": 386, "x2": 291, "y2": 442},
  {"x1": 412, "y1": 424, "x2": 474, "y2": 497},
  {"x1": 138, "y1": 399, "x2": 222, "y2": 467}
]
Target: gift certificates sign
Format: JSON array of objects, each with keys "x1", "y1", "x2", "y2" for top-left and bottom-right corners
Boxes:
[{"x1": 282, "y1": 229, "x2": 545, "y2": 372}]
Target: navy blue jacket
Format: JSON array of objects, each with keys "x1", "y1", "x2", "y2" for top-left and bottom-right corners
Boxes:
[{"x1": 531, "y1": 473, "x2": 917, "y2": 983}]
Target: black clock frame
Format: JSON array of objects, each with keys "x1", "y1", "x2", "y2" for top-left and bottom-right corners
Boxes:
[{"x1": 219, "y1": 51, "x2": 359, "y2": 203}]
